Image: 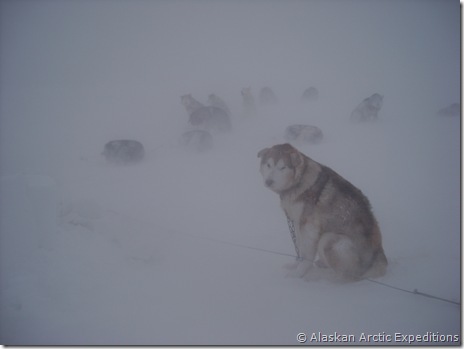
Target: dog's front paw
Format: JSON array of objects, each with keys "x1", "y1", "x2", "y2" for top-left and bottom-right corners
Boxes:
[
  {"x1": 283, "y1": 260, "x2": 299, "y2": 271},
  {"x1": 303, "y1": 267, "x2": 324, "y2": 282},
  {"x1": 286, "y1": 260, "x2": 313, "y2": 278}
]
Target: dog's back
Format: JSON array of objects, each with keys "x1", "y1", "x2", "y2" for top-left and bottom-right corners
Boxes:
[
  {"x1": 103, "y1": 140, "x2": 145, "y2": 164},
  {"x1": 208, "y1": 94, "x2": 231, "y2": 116},
  {"x1": 284, "y1": 124, "x2": 323, "y2": 144},
  {"x1": 301, "y1": 87, "x2": 318, "y2": 102},
  {"x1": 189, "y1": 106, "x2": 231, "y2": 133},
  {"x1": 314, "y1": 165, "x2": 386, "y2": 276},
  {"x1": 350, "y1": 93, "x2": 383, "y2": 122}
]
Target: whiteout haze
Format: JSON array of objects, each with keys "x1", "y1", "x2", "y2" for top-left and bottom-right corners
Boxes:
[{"x1": 0, "y1": 0, "x2": 460, "y2": 345}]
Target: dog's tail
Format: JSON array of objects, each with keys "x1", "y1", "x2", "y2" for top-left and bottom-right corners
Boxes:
[{"x1": 363, "y1": 247, "x2": 388, "y2": 279}]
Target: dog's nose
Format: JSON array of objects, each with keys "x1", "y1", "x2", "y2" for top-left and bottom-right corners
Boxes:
[{"x1": 265, "y1": 179, "x2": 274, "y2": 187}]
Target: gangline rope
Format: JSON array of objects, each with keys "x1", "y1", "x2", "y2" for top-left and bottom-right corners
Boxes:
[{"x1": 108, "y1": 210, "x2": 460, "y2": 307}]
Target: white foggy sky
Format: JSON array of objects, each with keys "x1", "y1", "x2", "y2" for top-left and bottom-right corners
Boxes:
[{"x1": 1, "y1": 0, "x2": 460, "y2": 98}]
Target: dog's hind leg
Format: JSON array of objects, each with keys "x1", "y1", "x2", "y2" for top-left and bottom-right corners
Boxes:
[
  {"x1": 317, "y1": 233, "x2": 364, "y2": 280},
  {"x1": 362, "y1": 248, "x2": 388, "y2": 279},
  {"x1": 283, "y1": 259, "x2": 300, "y2": 271}
]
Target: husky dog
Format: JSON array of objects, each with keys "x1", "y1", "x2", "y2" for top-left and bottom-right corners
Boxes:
[
  {"x1": 259, "y1": 87, "x2": 278, "y2": 105},
  {"x1": 301, "y1": 87, "x2": 318, "y2": 102},
  {"x1": 181, "y1": 94, "x2": 231, "y2": 132},
  {"x1": 189, "y1": 106, "x2": 231, "y2": 133},
  {"x1": 103, "y1": 140, "x2": 145, "y2": 164},
  {"x1": 350, "y1": 93, "x2": 383, "y2": 122},
  {"x1": 181, "y1": 94, "x2": 205, "y2": 115},
  {"x1": 437, "y1": 103, "x2": 460, "y2": 117},
  {"x1": 258, "y1": 143, "x2": 387, "y2": 281},
  {"x1": 241, "y1": 87, "x2": 256, "y2": 117},
  {"x1": 179, "y1": 130, "x2": 213, "y2": 152},
  {"x1": 208, "y1": 94, "x2": 231, "y2": 117},
  {"x1": 284, "y1": 124, "x2": 323, "y2": 144}
]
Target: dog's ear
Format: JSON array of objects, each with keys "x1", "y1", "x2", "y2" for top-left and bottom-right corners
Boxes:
[
  {"x1": 290, "y1": 151, "x2": 302, "y2": 168},
  {"x1": 257, "y1": 148, "x2": 269, "y2": 158}
]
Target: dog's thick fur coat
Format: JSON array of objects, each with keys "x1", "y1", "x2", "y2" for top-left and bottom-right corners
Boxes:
[{"x1": 258, "y1": 143, "x2": 387, "y2": 280}]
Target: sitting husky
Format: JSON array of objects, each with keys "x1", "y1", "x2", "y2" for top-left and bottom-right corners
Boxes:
[
  {"x1": 241, "y1": 87, "x2": 256, "y2": 117},
  {"x1": 179, "y1": 129, "x2": 213, "y2": 152},
  {"x1": 301, "y1": 87, "x2": 318, "y2": 102},
  {"x1": 181, "y1": 94, "x2": 205, "y2": 115},
  {"x1": 350, "y1": 93, "x2": 383, "y2": 122},
  {"x1": 208, "y1": 93, "x2": 231, "y2": 117},
  {"x1": 284, "y1": 124, "x2": 323, "y2": 144},
  {"x1": 258, "y1": 143, "x2": 387, "y2": 281},
  {"x1": 103, "y1": 140, "x2": 145, "y2": 164},
  {"x1": 259, "y1": 87, "x2": 278, "y2": 105},
  {"x1": 181, "y1": 94, "x2": 231, "y2": 133}
]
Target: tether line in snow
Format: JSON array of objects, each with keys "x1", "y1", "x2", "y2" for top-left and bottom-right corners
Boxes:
[
  {"x1": 208, "y1": 234, "x2": 460, "y2": 307},
  {"x1": 365, "y1": 278, "x2": 460, "y2": 306},
  {"x1": 200, "y1": 232, "x2": 461, "y2": 307},
  {"x1": 108, "y1": 209, "x2": 460, "y2": 307}
]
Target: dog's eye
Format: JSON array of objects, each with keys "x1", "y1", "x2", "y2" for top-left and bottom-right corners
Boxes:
[
  {"x1": 279, "y1": 166, "x2": 286, "y2": 170},
  {"x1": 266, "y1": 163, "x2": 271, "y2": 168}
]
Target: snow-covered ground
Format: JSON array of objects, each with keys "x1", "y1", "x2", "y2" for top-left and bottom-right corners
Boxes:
[{"x1": 0, "y1": 0, "x2": 460, "y2": 345}]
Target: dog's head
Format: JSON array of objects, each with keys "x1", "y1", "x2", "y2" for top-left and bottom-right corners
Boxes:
[
  {"x1": 369, "y1": 93, "x2": 383, "y2": 110},
  {"x1": 241, "y1": 87, "x2": 252, "y2": 97},
  {"x1": 180, "y1": 94, "x2": 195, "y2": 107},
  {"x1": 257, "y1": 143, "x2": 304, "y2": 193}
]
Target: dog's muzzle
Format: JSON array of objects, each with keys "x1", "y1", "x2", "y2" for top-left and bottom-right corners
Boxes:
[{"x1": 265, "y1": 179, "x2": 274, "y2": 187}]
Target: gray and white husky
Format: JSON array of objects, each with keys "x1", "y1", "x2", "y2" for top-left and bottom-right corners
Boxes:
[
  {"x1": 259, "y1": 86, "x2": 278, "y2": 106},
  {"x1": 350, "y1": 93, "x2": 383, "y2": 122},
  {"x1": 258, "y1": 143, "x2": 387, "y2": 281},
  {"x1": 241, "y1": 87, "x2": 256, "y2": 117},
  {"x1": 208, "y1": 93, "x2": 231, "y2": 117},
  {"x1": 181, "y1": 94, "x2": 231, "y2": 132},
  {"x1": 102, "y1": 139, "x2": 145, "y2": 164}
]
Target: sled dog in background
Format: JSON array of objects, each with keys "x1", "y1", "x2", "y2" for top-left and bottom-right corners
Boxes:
[
  {"x1": 208, "y1": 93, "x2": 231, "y2": 117},
  {"x1": 241, "y1": 87, "x2": 256, "y2": 117},
  {"x1": 103, "y1": 140, "x2": 145, "y2": 164},
  {"x1": 437, "y1": 103, "x2": 460, "y2": 117},
  {"x1": 350, "y1": 93, "x2": 383, "y2": 122},
  {"x1": 259, "y1": 87, "x2": 278, "y2": 106},
  {"x1": 284, "y1": 124, "x2": 323, "y2": 145},
  {"x1": 257, "y1": 143, "x2": 387, "y2": 281},
  {"x1": 181, "y1": 94, "x2": 205, "y2": 115},
  {"x1": 179, "y1": 129, "x2": 213, "y2": 152},
  {"x1": 301, "y1": 87, "x2": 319, "y2": 102},
  {"x1": 181, "y1": 94, "x2": 231, "y2": 133}
]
